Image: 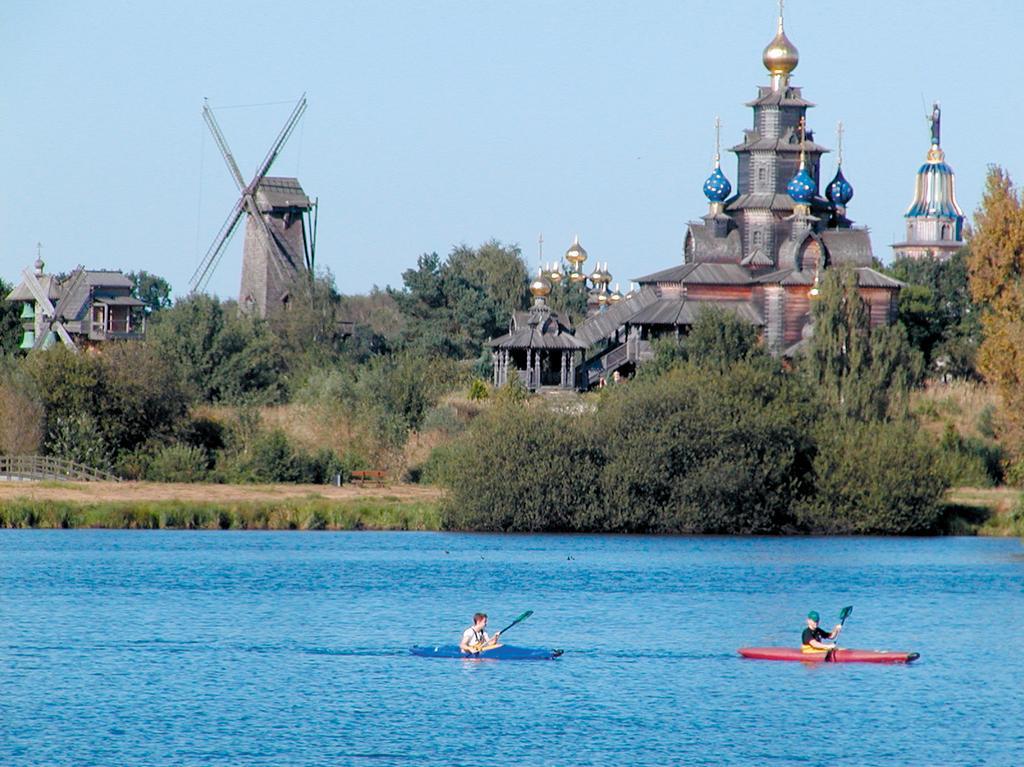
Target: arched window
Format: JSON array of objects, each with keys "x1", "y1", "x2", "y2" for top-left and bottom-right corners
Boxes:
[
  {"x1": 757, "y1": 167, "x2": 767, "y2": 184},
  {"x1": 752, "y1": 230, "x2": 763, "y2": 247},
  {"x1": 941, "y1": 224, "x2": 951, "y2": 240}
]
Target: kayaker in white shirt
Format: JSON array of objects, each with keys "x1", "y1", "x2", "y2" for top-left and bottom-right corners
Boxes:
[{"x1": 459, "y1": 612, "x2": 501, "y2": 654}]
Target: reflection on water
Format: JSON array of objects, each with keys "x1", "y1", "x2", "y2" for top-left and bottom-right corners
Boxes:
[{"x1": 1, "y1": 531, "x2": 1022, "y2": 766}]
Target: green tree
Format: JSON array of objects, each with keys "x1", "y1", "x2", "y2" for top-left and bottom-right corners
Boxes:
[
  {"x1": 803, "y1": 268, "x2": 923, "y2": 421},
  {"x1": 0, "y1": 277, "x2": 24, "y2": 354},
  {"x1": 21, "y1": 343, "x2": 189, "y2": 469},
  {"x1": 149, "y1": 295, "x2": 286, "y2": 403},
  {"x1": 887, "y1": 250, "x2": 980, "y2": 376},
  {"x1": 128, "y1": 271, "x2": 173, "y2": 315},
  {"x1": 354, "y1": 351, "x2": 461, "y2": 448},
  {"x1": 640, "y1": 306, "x2": 770, "y2": 380},
  {"x1": 389, "y1": 241, "x2": 529, "y2": 359},
  {"x1": 268, "y1": 269, "x2": 353, "y2": 371}
]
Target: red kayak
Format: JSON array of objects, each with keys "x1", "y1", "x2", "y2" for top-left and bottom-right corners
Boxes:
[{"x1": 739, "y1": 647, "x2": 920, "y2": 664}]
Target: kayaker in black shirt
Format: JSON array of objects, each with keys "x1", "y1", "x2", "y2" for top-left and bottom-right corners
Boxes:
[{"x1": 801, "y1": 610, "x2": 841, "y2": 651}]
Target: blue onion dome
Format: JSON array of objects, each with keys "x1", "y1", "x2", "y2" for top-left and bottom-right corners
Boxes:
[
  {"x1": 826, "y1": 165, "x2": 854, "y2": 207},
  {"x1": 703, "y1": 165, "x2": 732, "y2": 202},
  {"x1": 787, "y1": 164, "x2": 815, "y2": 204}
]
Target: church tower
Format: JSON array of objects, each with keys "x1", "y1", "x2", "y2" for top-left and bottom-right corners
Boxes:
[{"x1": 891, "y1": 103, "x2": 965, "y2": 261}]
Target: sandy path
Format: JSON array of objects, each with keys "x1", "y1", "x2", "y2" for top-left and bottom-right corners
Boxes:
[{"x1": 0, "y1": 480, "x2": 444, "y2": 504}]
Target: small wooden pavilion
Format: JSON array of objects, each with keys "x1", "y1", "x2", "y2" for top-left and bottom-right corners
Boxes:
[{"x1": 488, "y1": 271, "x2": 586, "y2": 391}]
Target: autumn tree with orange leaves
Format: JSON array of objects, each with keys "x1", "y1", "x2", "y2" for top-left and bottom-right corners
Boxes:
[{"x1": 967, "y1": 166, "x2": 1024, "y2": 465}]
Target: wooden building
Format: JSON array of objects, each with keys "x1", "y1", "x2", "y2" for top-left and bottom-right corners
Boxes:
[
  {"x1": 488, "y1": 271, "x2": 586, "y2": 391},
  {"x1": 6, "y1": 258, "x2": 145, "y2": 350},
  {"x1": 506, "y1": 7, "x2": 904, "y2": 390}
]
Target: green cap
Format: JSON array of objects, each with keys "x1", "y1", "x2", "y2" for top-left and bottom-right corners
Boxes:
[{"x1": 807, "y1": 611, "x2": 820, "y2": 622}]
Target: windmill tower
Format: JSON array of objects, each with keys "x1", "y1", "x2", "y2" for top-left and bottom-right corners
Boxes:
[{"x1": 189, "y1": 95, "x2": 317, "y2": 317}]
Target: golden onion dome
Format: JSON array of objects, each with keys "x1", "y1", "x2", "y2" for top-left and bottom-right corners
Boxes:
[
  {"x1": 589, "y1": 266, "x2": 604, "y2": 284},
  {"x1": 529, "y1": 269, "x2": 552, "y2": 298},
  {"x1": 569, "y1": 269, "x2": 587, "y2": 284},
  {"x1": 565, "y1": 235, "x2": 588, "y2": 266},
  {"x1": 762, "y1": 17, "x2": 799, "y2": 80}
]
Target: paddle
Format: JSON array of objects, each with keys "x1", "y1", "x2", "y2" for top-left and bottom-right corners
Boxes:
[
  {"x1": 825, "y1": 606, "x2": 853, "y2": 662},
  {"x1": 471, "y1": 610, "x2": 533, "y2": 653}
]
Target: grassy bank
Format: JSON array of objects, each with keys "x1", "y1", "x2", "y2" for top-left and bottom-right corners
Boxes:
[
  {"x1": 0, "y1": 497, "x2": 442, "y2": 531},
  {"x1": 0, "y1": 481, "x2": 444, "y2": 530},
  {"x1": 941, "y1": 486, "x2": 1024, "y2": 536}
]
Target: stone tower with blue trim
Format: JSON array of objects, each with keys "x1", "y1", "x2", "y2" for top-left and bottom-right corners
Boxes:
[{"x1": 891, "y1": 103, "x2": 966, "y2": 261}]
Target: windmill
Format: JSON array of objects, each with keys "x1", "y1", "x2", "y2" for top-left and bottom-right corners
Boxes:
[
  {"x1": 20, "y1": 265, "x2": 86, "y2": 351},
  {"x1": 188, "y1": 94, "x2": 317, "y2": 317}
]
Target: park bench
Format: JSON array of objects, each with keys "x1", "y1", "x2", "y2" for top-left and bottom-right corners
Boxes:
[{"x1": 351, "y1": 469, "x2": 387, "y2": 486}]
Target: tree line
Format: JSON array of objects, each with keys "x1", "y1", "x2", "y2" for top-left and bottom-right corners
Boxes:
[{"x1": 0, "y1": 165, "x2": 1022, "y2": 531}]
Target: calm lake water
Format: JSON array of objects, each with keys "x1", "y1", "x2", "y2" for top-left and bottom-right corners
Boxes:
[{"x1": 1, "y1": 531, "x2": 1022, "y2": 766}]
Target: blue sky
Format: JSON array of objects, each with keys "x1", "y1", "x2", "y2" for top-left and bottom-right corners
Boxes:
[{"x1": 2, "y1": 1, "x2": 1021, "y2": 299}]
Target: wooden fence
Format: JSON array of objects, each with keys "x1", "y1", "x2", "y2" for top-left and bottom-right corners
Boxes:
[{"x1": 0, "y1": 455, "x2": 121, "y2": 483}]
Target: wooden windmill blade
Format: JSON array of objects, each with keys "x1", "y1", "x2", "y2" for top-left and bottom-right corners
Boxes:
[
  {"x1": 189, "y1": 197, "x2": 246, "y2": 293},
  {"x1": 250, "y1": 94, "x2": 306, "y2": 184},
  {"x1": 202, "y1": 99, "x2": 247, "y2": 192},
  {"x1": 242, "y1": 94, "x2": 308, "y2": 275},
  {"x1": 22, "y1": 266, "x2": 80, "y2": 351}
]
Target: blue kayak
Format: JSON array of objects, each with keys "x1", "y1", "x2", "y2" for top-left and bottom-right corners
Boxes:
[{"x1": 411, "y1": 644, "x2": 563, "y2": 660}]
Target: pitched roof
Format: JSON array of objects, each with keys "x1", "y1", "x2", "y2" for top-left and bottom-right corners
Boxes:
[
  {"x1": 256, "y1": 177, "x2": 312, "y2": 211},
  {"x1": 574, "y1": 287, "x2": 659, "y2": 347},
  {"x1": 821, "y1": 228, "x2": 874, "y2": 267},
  {"x1": 634, "y1": 262, "x2": 753, "y2": 286},
  {"x1": 489, "y1": 302, "x2": 587, "y2": 350},
  {"x1": 5, "y1": 274, "x2": 60, "y2": 302},
  {"x1": 746, "y1": 86, "x2": 816, "y2": 108},
  {"x1": 756, "y1": 268, "x2": 815, "y2": 286},
  {"x1": 687, "y1": 222, "x2": 743, "y2": 263},
  {"x1": 629, "y1": 297, "x2": 763, "y2": 327},
  {"x1": 854, "y1": 267, "x2": 904, "y2": 289},
  {"x1": 5, "y1": 268, "x2": 138, "y2": 325}
]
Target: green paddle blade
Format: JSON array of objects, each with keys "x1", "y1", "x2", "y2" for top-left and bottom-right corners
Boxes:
[
  {"x1": 497, "y1": 610, "x2": 534, "y2": 635},
  {"x1": 839, "y1": 605, "x2": 853, "y2": 621}
]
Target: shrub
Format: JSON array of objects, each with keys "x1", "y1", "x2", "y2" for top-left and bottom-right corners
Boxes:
[
  {"x1": 796, "y1": 420, "x2": 948, "y2": 534},
  {"x1": 439, "y1": 402, "x2": 601, "y2": 531},
  {"x1": 596, "y1": 361, "x2": 814, "y2": 533},
  {"x1": 468, "y1": 378, "x2": 489, "y2": 401},
  {"x1": 220, "y1": 428, "x2": 344, "y2": 484},
  {"x1": 420, "y1": 405, "x2": 465, "y2": 436},
  {"x1": 147, "y1": 443, "x2": 210, "y2": 483},
  {"x1": 977, "y1": 403, "x2": 997, "y2": 439}
]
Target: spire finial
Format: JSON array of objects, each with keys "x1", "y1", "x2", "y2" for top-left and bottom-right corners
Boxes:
[
  {"x1": 714, "y1": 116, "x2": 722, "y2": 167},
  {"x1": 836, "y1": 121, "x2": 844, "y2": 166},
  {"x1": 779, "y1": 0, "x2": 785, "y2": 30},
  {"x1": 538, "y1": 232, "x2": 544, "y2": 267}
]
